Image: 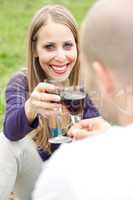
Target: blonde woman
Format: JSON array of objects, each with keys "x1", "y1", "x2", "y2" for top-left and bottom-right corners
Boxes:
[{"x1": 1, "y1": 5, "x2": 99, "y2": 200}]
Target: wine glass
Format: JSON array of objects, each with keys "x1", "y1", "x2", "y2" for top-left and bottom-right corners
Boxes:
[
  {"x1": 60, "y1": 85, "x2": 86, "y2": 125},
  {"x1": 45, "y1": 79, "x2": 72, "y2": 144}
]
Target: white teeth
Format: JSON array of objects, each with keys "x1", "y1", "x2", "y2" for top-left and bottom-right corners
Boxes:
[{"x1": 51, "y1": 65, "x2": 67, "y2": 71}]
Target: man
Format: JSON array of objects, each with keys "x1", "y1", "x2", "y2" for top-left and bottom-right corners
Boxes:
[{"x1": 33, "y1": 0, "x2": 133, "y2": 199}]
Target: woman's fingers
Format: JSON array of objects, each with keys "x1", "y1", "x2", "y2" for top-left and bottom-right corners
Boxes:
[
  {"x1": 31, "y1": 99, "x2": 61, "y2": 111},
  {"x1": 34, "y1": 82, "x2": 59, "y2": 93},
  {"x1": 27, "y1": 82, "x2": 62, "y2": 117},
  {"x1": 36, "y1": 108, "x2": 56, "y2": 118},
  {"x1": 31, "y1": 91, "x2": 60, "y2": 102}
]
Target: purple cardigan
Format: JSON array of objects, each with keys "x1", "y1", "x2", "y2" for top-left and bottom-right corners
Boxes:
[{"x1": 3, "y1": 72, "x2": 100, "y2": 161}]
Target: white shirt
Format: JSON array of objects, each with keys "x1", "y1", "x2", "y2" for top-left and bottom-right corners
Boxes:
[{"x1": 33, "y1": 124, "x2": 133, "y2": 200}]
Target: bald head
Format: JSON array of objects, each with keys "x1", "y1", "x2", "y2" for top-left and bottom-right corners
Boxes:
[{"x1": 81, "y1": 0, "x2": 133, "y2": 84}]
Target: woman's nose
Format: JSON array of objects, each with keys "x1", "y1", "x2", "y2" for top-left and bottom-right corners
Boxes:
[{"x1": 54, "y1": 49, "x2": 66, "y2": 62}]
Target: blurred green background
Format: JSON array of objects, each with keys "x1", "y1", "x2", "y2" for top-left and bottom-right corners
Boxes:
[{"x1": 0, "y1": 0, "x2": 95, "y2": 128}]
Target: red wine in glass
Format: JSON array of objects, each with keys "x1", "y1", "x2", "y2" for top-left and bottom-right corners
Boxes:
[{"x1": 61, "y1": 86, "x2": 86, "y2": 124}]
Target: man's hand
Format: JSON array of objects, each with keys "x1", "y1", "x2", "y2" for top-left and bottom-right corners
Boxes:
[{"x1": 67, "y1": 117, "x2": 111, "y2": 140}]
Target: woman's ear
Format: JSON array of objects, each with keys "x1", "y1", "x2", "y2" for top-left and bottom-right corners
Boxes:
[{"x1": 92, "y1": 61, "x2": 115, "y2": 95}]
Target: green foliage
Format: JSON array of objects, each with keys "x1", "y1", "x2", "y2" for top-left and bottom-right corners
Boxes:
[{"x1": 0, "y1": 0, "x2": 95, "y2": 128}]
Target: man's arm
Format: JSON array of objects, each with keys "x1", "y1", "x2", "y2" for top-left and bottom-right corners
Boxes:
[{"x1": 67, "y1": 117, "x2": 111, "y2": 140}]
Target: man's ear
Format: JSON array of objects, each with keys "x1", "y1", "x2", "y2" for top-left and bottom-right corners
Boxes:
[{"x1": 92, "y1": 61, "x2": 115, "y2": 95}]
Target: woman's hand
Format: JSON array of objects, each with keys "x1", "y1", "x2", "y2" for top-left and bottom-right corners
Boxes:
[
  {"x1": 67, "y1": 117, "x2": 111, "y2": 140},
  {"x1": 25, "y1": 82, "x2": 61, "y2": 123}
]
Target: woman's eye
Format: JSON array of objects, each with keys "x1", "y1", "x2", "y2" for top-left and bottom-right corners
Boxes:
[
  {"x1": 43, "y1": 44, "x2": 55, "y2": 51},
  {"x1": 64, "y1": 42, "x2": 73, "y2": 50}
]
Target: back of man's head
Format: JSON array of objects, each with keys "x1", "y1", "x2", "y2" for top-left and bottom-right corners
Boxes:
[
  {"x1": 81, "y1": 0, "x2": 133, "y2": 84},
  {"x1": 80, "y1": 0, "x2": 133, "y2": 125}
]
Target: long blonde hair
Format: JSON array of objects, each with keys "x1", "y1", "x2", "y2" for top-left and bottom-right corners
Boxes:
[{"x1": 26, "y1": 5, "x2": 80, "y2": 152}]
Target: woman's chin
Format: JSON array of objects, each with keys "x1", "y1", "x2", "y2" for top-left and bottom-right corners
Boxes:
[{"x1": 50, "y1": 73, "x2": 70, "y2": 82}]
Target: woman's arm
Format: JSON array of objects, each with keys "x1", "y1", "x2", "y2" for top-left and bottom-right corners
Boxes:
[{"x1": 3, "y1": 72, "x2": 39, "y2": 141}]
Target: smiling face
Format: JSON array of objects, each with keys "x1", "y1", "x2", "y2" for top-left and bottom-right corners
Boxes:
[{"x1": 35, "y1": 20, "x2": 77, "y2": 82}]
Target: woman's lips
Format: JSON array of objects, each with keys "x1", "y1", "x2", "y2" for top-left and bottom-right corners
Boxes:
[{"x1": 49, "y1": 64, "x2": 69, "y2": 74}]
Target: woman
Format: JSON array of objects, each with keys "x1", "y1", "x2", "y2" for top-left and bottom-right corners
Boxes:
[{"x1": 1, "y1": 5, "x2": 99, "y2": 200}]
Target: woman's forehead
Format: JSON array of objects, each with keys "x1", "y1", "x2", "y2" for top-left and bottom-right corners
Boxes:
[{"x1": 37, "y1": 22, "x2": 75, "y2": 42}]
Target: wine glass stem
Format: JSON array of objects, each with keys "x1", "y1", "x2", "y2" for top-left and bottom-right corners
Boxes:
[
  {"x1": 56, "y1": 113, "x2": 63, "y2": 135},
  {"x1": 71, "y1": 115, "x2": 81, "y2": 124}
]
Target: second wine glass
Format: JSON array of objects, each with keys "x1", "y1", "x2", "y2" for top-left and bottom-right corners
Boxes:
[{"x1": 60, "y1": 85, "x2": 86, "y2": 124}]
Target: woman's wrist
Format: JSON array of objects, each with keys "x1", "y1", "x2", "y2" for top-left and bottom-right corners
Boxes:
[{"x1": 25, "y1": 99, "x2": 37, "y2": 124}]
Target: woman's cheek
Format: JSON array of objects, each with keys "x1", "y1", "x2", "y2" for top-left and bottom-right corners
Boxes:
[{"x1": 39, "y1": 53, "x2": 55, "y2": 64}]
